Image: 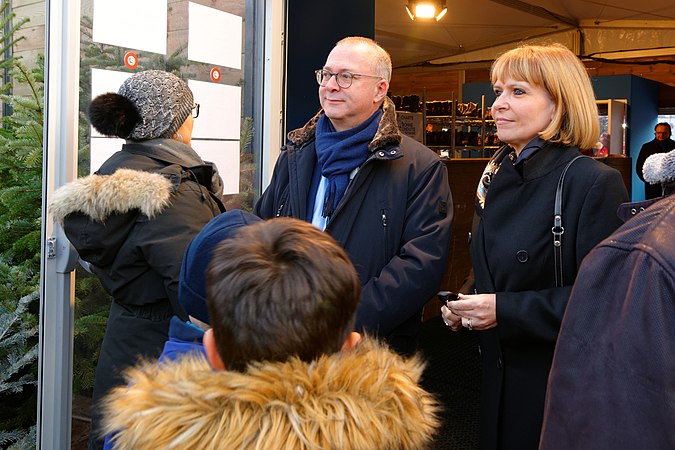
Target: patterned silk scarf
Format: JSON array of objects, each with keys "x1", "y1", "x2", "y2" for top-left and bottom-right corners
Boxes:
[
  {"x1": 476, "y1": 137, "x2": 547, "y2": 209},
  {"x1": 476, "y1": 145, "x2": 514, "y2": 210}
]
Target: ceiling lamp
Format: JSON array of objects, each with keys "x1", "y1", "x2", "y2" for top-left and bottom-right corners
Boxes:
[{"x1": 405, "y1": 0, "x2": 448, "y2": 21}]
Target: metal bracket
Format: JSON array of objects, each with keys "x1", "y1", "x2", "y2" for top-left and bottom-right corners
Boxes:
[
  {"x1": 49, "y1": 226, "x2": 79, "y2": 273},
  {"x1": 47, "y1": 237, "x2": 57, "y2": 259}
]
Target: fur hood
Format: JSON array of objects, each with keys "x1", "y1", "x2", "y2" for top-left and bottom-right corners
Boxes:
[
  {"x1": 50, "y1": 168, "x2": 173, "y2": 224},
  {"x1": 103, "y1": 338, "x2": 441, "y2": 450},
  {"x1": 287, "y1": 96, "x2": 402, "y2": 151}
]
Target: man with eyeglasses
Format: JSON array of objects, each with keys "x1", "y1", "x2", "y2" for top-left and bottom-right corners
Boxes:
[
  {"x1": 255, "y1": 36, "x2": 453, "y2": 355},
  {"x1": 636, "y1": 122, "x2": 675, "y2": 199}
]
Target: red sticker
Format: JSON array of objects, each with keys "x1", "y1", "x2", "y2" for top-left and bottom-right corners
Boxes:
[
  {"x1": 124, "y1": 51, "x2": 138, "y2": 70},
  {"x1": 210, "y1": 67, "x2": 221, "y2": 82}
]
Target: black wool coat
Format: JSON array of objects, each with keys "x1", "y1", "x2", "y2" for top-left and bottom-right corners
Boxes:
[
  {"x1": 50, "y1": 139, "x2": 225, "y2": 438},
  {"x1": 468, "y1": 143, "x2": 628, "y2": 450}
]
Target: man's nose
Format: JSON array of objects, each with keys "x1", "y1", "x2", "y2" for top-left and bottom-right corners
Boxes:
[{"x1": 324, "y1": 74, "x2": 341, "y2": 89}]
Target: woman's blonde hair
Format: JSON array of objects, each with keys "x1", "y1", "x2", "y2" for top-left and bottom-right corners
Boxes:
[{"x1": 491, "y1": 43, "x2": 599, "y2": 150}]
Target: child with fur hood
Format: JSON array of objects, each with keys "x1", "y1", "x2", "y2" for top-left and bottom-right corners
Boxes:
[{"x1": 102, "y1": 215, "x2": 441, "y2": 450}]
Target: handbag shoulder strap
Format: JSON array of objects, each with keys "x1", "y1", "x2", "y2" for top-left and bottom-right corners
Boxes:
[{"x1": 553, "y1": 155, "x2": 588, "y2": 287}]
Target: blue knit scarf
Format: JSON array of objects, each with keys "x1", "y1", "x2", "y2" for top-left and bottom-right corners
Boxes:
[{"x1": 315, "y1": 109, "x2": 382, "y2": 217}]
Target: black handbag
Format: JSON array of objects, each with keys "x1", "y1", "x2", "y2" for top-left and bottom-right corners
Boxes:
[{"x1": 552, "y1": 155, "x2": 589, "y2": 287}]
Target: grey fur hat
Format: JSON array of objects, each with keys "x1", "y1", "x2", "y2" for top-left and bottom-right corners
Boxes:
[{"x1": 88, "y1": 70, "x2": 193, "y2": 141}]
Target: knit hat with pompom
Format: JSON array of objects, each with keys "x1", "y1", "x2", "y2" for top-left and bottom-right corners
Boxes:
[{"x1": 87, "y1": 70, "x2": 193, "y2": 141}]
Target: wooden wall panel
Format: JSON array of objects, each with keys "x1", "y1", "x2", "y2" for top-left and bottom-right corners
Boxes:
[
  {"x1": 389, "y1": 69, "x2": 464, "y2": 101},
  {"x1": 392, "y1": 59, "x2": 674, "y2": 105}
]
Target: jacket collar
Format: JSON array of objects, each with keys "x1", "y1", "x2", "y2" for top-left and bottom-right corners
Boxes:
[
  {"x1": 102, "y1": 337, "x2": 440, "y2": 450},
  {"x1": 287, "y1": 96, "x2": 402, "y2": 152},
  {"x1": 122, "y1": 138, "x2": 205, "y2": 168},
  {"x1": 519, "y1": 143, "x2": 581, "y2": 181},
  {"x1": 50, "y1": 168, "x2": 174, "y2": 224}
]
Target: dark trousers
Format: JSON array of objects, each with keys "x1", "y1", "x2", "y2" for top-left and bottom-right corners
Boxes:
[{"x1": 88, "y1": 299, "x2": 172, "y2": 450}]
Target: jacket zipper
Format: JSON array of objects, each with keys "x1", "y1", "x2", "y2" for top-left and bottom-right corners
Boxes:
[
  {"x1": 276, "y1": 189, "x2": 290, "y2": 217},
  {"x1": 381, "y1": 208, "x2": 389, "y2": 261}
]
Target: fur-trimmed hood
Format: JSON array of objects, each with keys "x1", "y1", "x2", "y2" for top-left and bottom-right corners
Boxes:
[
  {"x1": 287, "y1": 96, "x2": 402, "y2": 151},
  {"x1": 50, "y1": 168, "x2": 174, "y2": 224},
  {"x1": 103, "y1": 337, "x2": 441, "y2": 450}
]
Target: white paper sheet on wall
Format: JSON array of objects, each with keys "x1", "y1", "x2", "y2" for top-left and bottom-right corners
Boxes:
[
  {"x1": 187, "y1": 2, "x2": 242, "y2": 69},
  {"x1": 90, "y1": 138, "x2": 125, "y2": 174},
  {"x1": 189, "y1": 80, "x2": 241, "y2": 140},
  {"x1": 191, "y1": 140, "x2": 240, "y2": 195},
  {"x1": 92, "y1": 0, "x2": 167, "y2": 55}
]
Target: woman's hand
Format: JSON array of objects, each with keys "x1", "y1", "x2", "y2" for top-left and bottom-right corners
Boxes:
[
  {"x1": 441, "y1": 304, "x2": 464, "y2": 331},
  {"x1": 441, "y1": 293, "x2": 498, "y2": 331}
]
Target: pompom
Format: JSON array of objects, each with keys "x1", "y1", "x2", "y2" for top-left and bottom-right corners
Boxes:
[{"x1": 87, "y1": 93, "x2": 141, "y2": 139}]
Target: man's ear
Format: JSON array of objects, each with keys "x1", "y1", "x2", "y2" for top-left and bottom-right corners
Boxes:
[
  {"x1": 373, "y1": 79, "x2": 389, "y2": 103},
  {"x1": 340, "y1": 332, "x2": 362, "y2": 353},
  {"x1": 203, "y1": 328, "x2": 225, "y2": 370}
]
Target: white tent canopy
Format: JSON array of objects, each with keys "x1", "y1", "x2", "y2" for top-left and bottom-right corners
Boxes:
[{"x1": 376, "y1": 0, "x2": 675, "y2": 68}]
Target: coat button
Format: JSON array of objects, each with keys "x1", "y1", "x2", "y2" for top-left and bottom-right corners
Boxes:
[
  {"x1": 516, "y1": 250, "x2": 529, "y2": 263},
  {"x1": 497, "y1": 357, "x2": 503, "y2": 369}
]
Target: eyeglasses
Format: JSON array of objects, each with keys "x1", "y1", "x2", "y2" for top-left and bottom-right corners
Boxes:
[
  {"x1": 315, "y1": 69, "x2": 382, "y2": 89},
  {"x1": 192, "y1": 103, "x2": 200, "y2": 119}
]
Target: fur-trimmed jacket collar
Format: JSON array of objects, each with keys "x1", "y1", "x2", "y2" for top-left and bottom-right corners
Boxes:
[
  {"x1": 287, "y1": 96, "x2": 402, "y2": 152},
  {"x1": 102, "y1": 338, "x2": 441, "y2": 450},
  {"x1": 50, "y1": 168, "x2": 174, "y2": 224}
]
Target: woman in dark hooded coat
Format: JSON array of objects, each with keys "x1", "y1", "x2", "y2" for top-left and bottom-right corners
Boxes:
[{"x1": 50, "y1": 70, "x2": 224, "y2": 449}]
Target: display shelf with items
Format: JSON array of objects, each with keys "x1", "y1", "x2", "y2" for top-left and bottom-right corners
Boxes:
[
  {"x1": 392, "y1": 92, "x2": 500, "y2": 158},
  {"x1": 424, "y1": 94, "x2": 500, "y2": 158},
  {"x1": 391, "y1": 94, "x2": 425, "y2": 145}
]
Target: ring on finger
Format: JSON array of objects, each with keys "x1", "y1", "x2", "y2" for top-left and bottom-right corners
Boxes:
[{"x1": 467, "y1": 317, "x2": 473, "y2": 331}]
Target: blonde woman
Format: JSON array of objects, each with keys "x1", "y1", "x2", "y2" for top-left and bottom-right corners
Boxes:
[{"x1": 441, "y1": 44, "x2": 628, "y2": 449}]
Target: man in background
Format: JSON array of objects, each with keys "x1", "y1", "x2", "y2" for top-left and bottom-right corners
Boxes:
[{"x1": 636, "y1": 122, "x2": 675, "y2": 199}]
